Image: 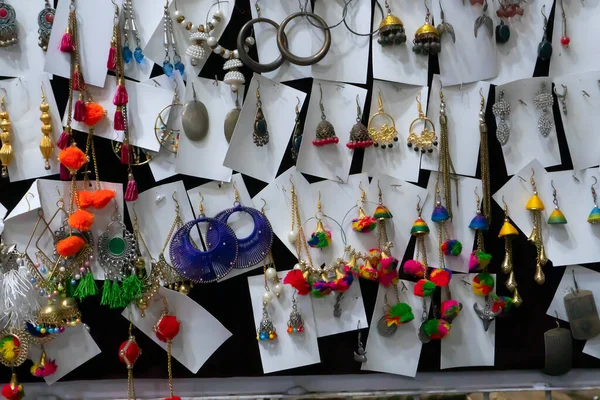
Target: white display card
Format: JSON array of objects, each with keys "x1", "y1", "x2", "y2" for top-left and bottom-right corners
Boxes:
[
  {"x1": 362, "y1": 81, "x2": 427, "y2": 183},
  {"x1": 296, "y1": 80, "x2": 367, "y2": 182},
  {"x1": 248, "y1": 270, "x2": 321, "y2": 374}
]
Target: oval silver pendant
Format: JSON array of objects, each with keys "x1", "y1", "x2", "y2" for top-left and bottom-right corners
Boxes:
[
  {"x1": 224, "y1": 107, "x2": 240, "y2": 144},
  {"x1": 377, "y1": 315, "x2": 397, "y2": 337},
  {"x1": 182, "y1": 100, "x2": 209, "y2": 142}
]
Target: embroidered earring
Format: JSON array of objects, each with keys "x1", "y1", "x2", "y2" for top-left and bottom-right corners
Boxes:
[
  {"x1": 161, "y1": 1, "x2": 184, "y2": 77},
  {"x1": 308, "y1": 191, "x2": 332, "y2": 249},
  {"x1": 224, "y1": 91, "x2": 241, "y2": 144},
  {"x1": 368, "y1": 88, "x2": 398, "y2": 149},
  {"x1": 119, "y1": 322, "x2": 141, "y2": 400},
  {"x1": 253, "y1": 80, "x2": 269, "y2": 147},
  {"x1": 436, "y1": 0, "x2": 455, "y2": 43},
  {"x1": 352, "y1": 182, "x2": 377, "y2": 233},
  {"x1": 534, "y1": 82, "x2": 553, "y2": 138},
  {"x1": 0, "y1": 88, "x2": 14, "y2": 179},
  {"x1": 525, "y1": 169, "x2": 548, "y2": 284},
  {"x1": 499, "y1": 196, "x2": 522, "y2": 307},
  {"x1": 493, "y1": 89, "x2": 511, "y2": 146},
  {"x1": 39, "y1": 84, "x2": 54, "y2": 171},
  {"x1": 154, "y1": 84, "x2": 183, "y2": 153},
  {"x1": 408, "y1": 92, "x2": 437, "y2": 154},
  {"x1": 182, "y1": 82, "x2": 209, "y2": 142},
  {"x1": 548, "y1": 180, "x2": 568, "y2": 224},
  {"x1": 554, "y1": 84, "x2": 568, "y2": 115},
  {"x1": 377, "y1": 0, "x2": 407, "y2": 46},
  {"x1": 122, "y1": 0, "x2": 145, "y2": 64},
  {"x1": 413, "y1": 0, "x2": 441, "y2": 55},
  {"x1": 473, "y1": 0, "x2": 493, "y2": 38},
  {"x1": 587, "y1": 176, "x2": 600, "y2": 224},
  {"x1": 313, "y1": 84, "x2": 338, "y2": 146},
  {"x1": 291, "y1": 96, "x2": 303, "y2": 160},
  {"x1": 153, "y1": 297, "x2": 181, "y2": 400},
  {"x1": 558, "y1": 0, "x2": 570, "y2": 48},
  {"x1": 346, "y1": 95, "x2": 372, "y2": 149},
  {"x1": 37, "y1": 0, "x2": 54, "y2": 51},
  {"x1": 537, "y1": 5, "x2": 552, "y2": 61},
  {"x1": 0, "y1": 1, "x2": 17, "y2": 47}
]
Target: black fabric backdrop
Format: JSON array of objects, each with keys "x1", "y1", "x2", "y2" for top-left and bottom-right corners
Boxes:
[{"x1": 1, "y1": 0, "x2": 599, "y2": 383}]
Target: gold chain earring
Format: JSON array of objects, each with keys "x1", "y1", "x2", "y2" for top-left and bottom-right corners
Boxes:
[
  {"x1": 525, "y1": 169, "x2": 548, "y2": 284},
  {"x1": 0, "y1": 88, "x2": 14, "y2": 178},
  {"x1": 407, "y1": 92, "x2": 437, "y2": 154},
  {"x1": 39, "y1": 84, "x2": 54, "y2": 171},
  {"x1": 499, "y1": 197, "x2": 522, "y2": 307}
]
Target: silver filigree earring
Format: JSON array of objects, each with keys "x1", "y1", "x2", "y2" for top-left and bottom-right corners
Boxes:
[
  {"x1": 534, "y1": 82, "x2": 554, "y2": 138},
  {"x1": 492, "y1": 90, "x2": 511, "y2": 145},
  {"x1": 37, "y1": 0, "x2": 54, "y2": 51},
  {"x1": 0, "y1": 1, "x2": 18, "y2": 47}
]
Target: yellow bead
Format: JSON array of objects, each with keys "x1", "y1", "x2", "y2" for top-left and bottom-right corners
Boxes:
[
  {"x1": 269, "y1": 334, "x2": 274, "y2": 339},
  {"x1": 40, "y1": 328, "x2": 47, "y2": 334},
  {"x1": 0, "y1": 111, "x2": 8, "y2": 119},
  {"x1": 42, "y1": 125, "x2": 53, "y2": 135},
  {"x1": 40, "y1": 103, "x2": 50, "y2": 113},
  {"x1": 0, "y1": 119, "x2": 11, "y2": 131},
  {"x1": 40, "y1": 113, "x2": 51, "y2": 124}
]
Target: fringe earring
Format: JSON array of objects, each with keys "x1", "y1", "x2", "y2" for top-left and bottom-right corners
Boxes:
[
  {"x1": 119, "y1": 323, "x2": 141, "y2": 400},
  {"x1": 587, "y1": 177, "x2": 600, "y2": 224},
  {"x1": 432, "y1": 180, "x2": 462, "y2": 261},
  {"x1": 352, "y1": 182, "x2": 377, "y2": 233},
  {"x1": 153, "y1": 298, "x2": 181, "y2": 400},
  {"x1": 308, "y1": 191, "x2": 332, "y2": 249},
  {"x1": 525, "y1": 169, "x2": 548, "y2": 284},
  {"x1": 499, "y1": 197, "x2": 522, "y2": 307},
  {"x1": 39, "y1": 85, "x2": 54, "y2": 171},
  {"x1": 438, "y1": 85, "x2": 458, "y2": 218},
  {"x1": 0, "y1": 89, "x2": 14, "y2": 179}
]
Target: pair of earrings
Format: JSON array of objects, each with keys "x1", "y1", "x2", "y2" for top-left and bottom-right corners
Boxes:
[
  {"x1": 0, "y1": 88, "x2": 14, "y2": 178},
  {"x1": 407, "y1": 92, "x2": 438, "y2": 153}
]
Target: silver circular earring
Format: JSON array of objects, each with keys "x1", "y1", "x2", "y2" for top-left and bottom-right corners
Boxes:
[
  {"x1": 237, "y1": 17, "x2": 287, "y2": 73},
  {"x1": 182, "y1": 82, "x2": 209, "y2": 142},
  {"x1": 276, "y1": 11, "x2": 331, "y2": 66}
]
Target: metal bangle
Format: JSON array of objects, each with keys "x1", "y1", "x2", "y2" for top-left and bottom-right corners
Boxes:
[
  {"x1": 237, "y1": 17, "x2": 288, "y2": 73},
  {"x1": 277, "y1": 12, "x2": 331, "y2": 66}
]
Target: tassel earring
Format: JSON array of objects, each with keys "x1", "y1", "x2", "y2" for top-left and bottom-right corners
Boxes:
[
  {"x1": 525, "y1": 169, "x2": 548, "y2": 284},
  {"x1": 499, "y1": 197, "x2": 522, "y2": 307},
  {"x1": 119, "y1": 323, "x2": 141, "y2": 400},
  {"x1": 153, "y1": 298, "x2": 181, "y2": 400},
  {"x1": 548, "y1": 180, "x2": 568, "y2": 224},
  {"x1": 39, "y1": 84, "x2": 54, "y2": 171},
  {"x1": 438, "y1": 84, "x2": 458, "y2": 218},
  {"x1": 346, "y1": 95, "x2": 372, "y2": 149},
  {"x1": 587, "y1": 177, "x2": 600, "y2": 224},
  {"x1": 352, "y1": 182, "x2": 377, "y2": 233},
  {"x1": 308, "y1": 191, "x2": 332, "y2": 249},
  {"x1": 0, "y1": 88, "x2": 14, "y2": 179},
  {"x1": 432, "y1": 179, "x2": 462, "y2": 260},
  {"x1": 312, "y1": 84, "x2": 339, "y2": 147}
]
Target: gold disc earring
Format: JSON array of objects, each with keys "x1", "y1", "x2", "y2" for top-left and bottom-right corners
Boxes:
[
  {"x1": 407, "y1": 92, "x2": 437, "y2": 154},
  {"x1": 39, "y1": 84, "x2": 54, "y2": 171}
]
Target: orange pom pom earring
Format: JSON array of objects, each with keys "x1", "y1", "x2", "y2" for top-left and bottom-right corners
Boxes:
[
  {"x1": 83, "y1": 102, "x2": 106, "y2": 127},
  {"x1": 57, "y1": 235, "x2": 86, "y2": 257},
  {"x1": 92, "y1": 189, "x2": 116, "y2": 209},
  {"x1": 58, "y1": 146, "x2": 87, "y2": 173},
  {"x1": 68, "y1": 209, "x2": 95, "y2": 231}
]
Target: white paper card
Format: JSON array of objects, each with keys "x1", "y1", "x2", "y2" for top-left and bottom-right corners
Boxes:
[
  {"x1": 495, "y1": 77, "x2": 562, "y2": 176},
  {"x1": 248, "y1": 0, "x2": 313, "y2": 82},
  {"x1": 296, "y1": 80, "x2": 367, "y2": 182},
  {"x1": 0, "y1": 0, "x2": 50, "y2": 77},
  {"x1": 440, "y1": 273, "x2": 495, "y2": 369},
  {"x1": 362, "y1": 81, "x2": 426, "y2": 183},
  {"x1": 125, "y1": 181, "x2": 196, "y2": 265},
  {"x1": 0, "y1": 203, "x2": 6, "y2": 235},
  {"x1": 5, "y1": 181, "x2": 40, "y2": 221},
  {"x1": 0, "y1": 75, "x2": 61, "y2": 181},
  {"x1": 371, "y1": 1, "x2": 428, "y2": 85},
  {"x1": 361, "y1": 280, "x2": 430, "y2": 377},
  {"x1": 124, "y1": 287, "x2": 232, "y2": 373},
  {"x1": 44, "y1": 0, "x2": 113, "y2": 88},
  {"x1": 311, "y1": 0, "x2": 370, "y2": 84},
  {"x1": 175, "y1": 76, "x2": 238, "y2": 182},
  {"x1": 253, "y1": 167, "x2": 313, "y2": 258},
  {"x1": 552, "y1": 71, "x2": 600, "y2": 171},
  {"x1": 28, "y1": 324, "x2": 101, "y2": 385},
  {"x1": 417, "y1": 173, "x2": 481, "y2": 273},
  {"x1": 248, "y1": 270, "x2": 321, "y2": 373},
  {"x1": 434, "y1": 1, "x2": 498, "y2": 85},
  {"x1": 422, "y1": 77, "x2": 490, "y2": 177},
  {"x1": 224, "y1": 74, "x2": 306, "y2": 183},
  {"x1": 546, "y1": 265, "x2": 599, "y2": 322},
  {"x1": 62, "y1": 76, "x2": 174, "y2": 153}
]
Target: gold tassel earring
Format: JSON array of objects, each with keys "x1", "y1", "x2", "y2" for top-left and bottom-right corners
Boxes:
[
  {"x1": 525, "y1": 169, "x2": 548, "y2": 284},
  {"x1": 499, "y1": 196, "x2": 522, "y2": 307},
  {"x1": 0, "y1": 88, "x2": 14, "y2": 178},
  {"x1": 39, "y1": 84, "x2": 54, "y2": 170}
]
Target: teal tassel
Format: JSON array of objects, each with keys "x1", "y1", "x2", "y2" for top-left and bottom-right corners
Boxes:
[{"x1": 100, "y1": 280, "x2": 111, "y2": 306}]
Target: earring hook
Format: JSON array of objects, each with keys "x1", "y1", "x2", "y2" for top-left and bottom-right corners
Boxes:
[
  {"x1": 319, "y1": 83, "x2": 325, "y2": 117},
  {"x1": 191, "y1": 82, "x2": 197, "y2": 101},
  {"x1": 295, "y1": 96, "x2": 300, "y2": 113},
  {"x1": 502, "y1": 195, "x2": 508, "y2": 214},
  {"x1": 0, "y1": 87, "x2": 6, "y2": 103},
  {"x1": 416, "y1": 195, "x2": 423, "y2": 215},
  {"x1": 198, "y1": 193, "x2": 204, "y2": 215},
  {"x1": 572, "y1": 268, "x2": 579, "y2": 293},
  {"x1": 25, "y1": 193, "x2": 34, "y2": 212},
  {"x1": 541, "y1": 5, "x2": 548, "y2": 24},
  {"x1": 260, "y1": 198, "x2": 267, "y2": 214},
  {"x1": 356, "y1": 94, "x2": 361, "y2": 118},
  {"x1": 233, "y1": 181, "x2": 241, "y2": 205}
]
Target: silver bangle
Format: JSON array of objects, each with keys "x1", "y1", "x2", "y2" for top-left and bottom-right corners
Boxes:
[
  {"x1": 277, "y1": 12, "x2": 331, "y2": 66},
  {"x1": 237, "y1": 18, "x2": 288, "y2": 73}
]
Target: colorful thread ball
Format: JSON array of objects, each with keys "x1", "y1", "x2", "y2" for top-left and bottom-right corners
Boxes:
[{"x1": 441, "y1": 239, "x2": 462, "y2": 256}]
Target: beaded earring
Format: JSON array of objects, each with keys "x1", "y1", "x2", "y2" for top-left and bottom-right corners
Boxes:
[
  {"x1": 377, "y1": 0, "x2": 407, "y2": 46},
  {"x1": 367, "y1": 89, "x2": 398, "y2": 149},
  {"x1": 161, "y1": 1, "x2": 184, "y2": 77},
  {"x1": 291, "y1": 96, "x2": 303, "y2": 160},
  {"x1": 0, "y1": 88, "x2": 14, "y2": 179},
  {"x1": 37, "y1": 0, "x2": 54, "y2": 51},
  {"x1": 121, "y1": 0, "x2": 144, "y2": 64},
  {"x1": 257, "y1": 200, "x2": 280, "y2": 342},
  {"x1": 312, "y1": 84, "x2": 339, "y2": 147},
  {"x1": 0, "y1": 1, "x2": 17, "y2": 47},
  {"x1": 408, "y1": 92, "x2": 437, "y2": 154},
  {"x1": 39, "y1": 84, "x2": 54, "y2": 171},
  {"x1": 534, "y1": 82, "x2": 554, "y2": 138}
]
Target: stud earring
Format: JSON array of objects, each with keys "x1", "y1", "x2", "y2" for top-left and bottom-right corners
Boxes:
[
  {"x1": 499, "y1": 196, "x2": 522, "y2": 307},
  {"x1": 548, "y1": 180, "x2": 568, "y2": 224},
  {"x1": 534, "y1": 82, "x2": 554, "y2": 138},
  {"x1": 182, "y1": 82, "x2": 209, "y2": 142},
  {"x1": 0, "y1": 1, "x2": 17, "y2": 47},
  {"x1": 368, "y1": 88, "x2": 398, "y2": 149},
  {"x1": 537, "y1": 5, "x2": 552, "y2": 61},
  {"x1": 377, "y1": 0, "x2": 407, "y2": 46},
  {"x1": 39, "y1": 84, "x2": 54, "y2": 171},
  {"x1": 587, "y1": 176, "x2": 600, "y2": 224},
  {"x1": 346, "y1": 95, "x2": 372, "y2": 149},
  {"x1": 312, "y1": 84, "x2": 338, "y2": 146},
  {"x1": 308, "y1": 191, "x2": 332, "y2": 249},
  {"x1": 352, "y1": 182, "x2": 377, "y2": 233},
  {"x1": 525, "y1": 169, "x2": 548, "y2": 284},
  {"x1": 492, "y1": 89, "x2": 511, "y2": 145},
  {"x1": 253, "y1": 80, "x2": 269, "y2": 147},
  {"x1": 0, "y1": 88, "x2": 14, "y2": 179},
  {"x1": 37, "y1": 0, "x2": 55, "y2": 51},
  {"x1": 413, "y1": 0, "x2": 441, "y2": 55},
  {"x1": 554, "y1": 84, "x2": 568, "y2": 115},
  {"x1": 291, "y1": 97, "x2": 303, "y2": 160},
  {"x1": 408, "y1": 92, "x2": 437, "y2": 154}
]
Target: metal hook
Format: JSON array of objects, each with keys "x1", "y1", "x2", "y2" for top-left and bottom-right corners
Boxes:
[
  {"x1": 359, "y1": 181, "x2": 365, "y2": 193},
  {"x1": 198, "y1": 193, "x2": 204, "y2": 215},
  {"x1": 319, "y1": 83, "x2": 325, "y2": 116},
  {"x1": 583, "y1": 90, "x2": 591, "y2": 98},
  {"x1": 424, "y1": 0, "x2": 430, "y2": 16},
  {"x1": 25, "y1": 193, "x2": 34, "y2": 212},
  {"x1": 295, "y1": 97, "x2": 300, "y2": 114},
  {"x1": 479, "y1": 87, "x2": 485, "y2": 102},
  {"x1": 573, "y1": 173, "x2": 580, "y2": 182},
  {"x1": 213, "y1": 75, "x2": 219, "y2": 86},
  {"x1": 356, "y1": 94, "x2": 361, "y2": 119},
  {"x1": 502, "y1": 195, "x2": 509, "y2": 215},
  {"x1": 111, "y1": 0, "x2": 118, "y2": 13},
  {"x1": 191, "y1": 82, "x2": 197, "y2": 101},
  {"x1": 415, "y1": 91, "x2": 422, "y2": 105},
  {"x1": 592, "y1": 176, "x2": 598, "y2": 189},
  {"x1": 554, "y1": 310, "x2": 561, "y2": 329},
  {"x1": 260, "y1": 198, "x2": 267, "y2": 214},
  {"x1": 0, "y1": 87, "x2": 6, "y2": 103},
  {"x1": 172, "y1": 191, "x2": 179, "y2": 206},
  {"x1": 416, "y1": 195, "x2": 423, "y2": 213},
  {"x1": 551, "y1": 179, "x2": 557, "y2": 194},
  {"x1": 518, "y1": 99, "x2": 528, "y2": 107},
  {"x1": 541, "y1": 5, "x2": 548, "y2": 24},
  {"x1": 474, "y1": 186, "x2": 481, "y2": 208},
  {"x1": 40, "y1": 83, "x2": 47, "y2": 100},
  {"x1": 572, "y1": 268, "x2": 579, "y2": 293}
]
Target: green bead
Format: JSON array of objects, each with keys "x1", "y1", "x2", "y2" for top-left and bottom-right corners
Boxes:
[
  {"x1": 537, "y1": 40, "x2": 552, "y2": 61},
  {"x1": 108, "y1": 237, "x2": 126, "y2": 256},
  {"x1": 495, "y1": 23, "x2": 510, "y2": 44}
]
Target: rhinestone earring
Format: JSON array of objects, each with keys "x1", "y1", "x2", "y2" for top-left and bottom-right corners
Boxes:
[
  {"x1": 492, "y1": 89, "x2": 511, "y2": 145},
  {"x1": 534, "y1": 82, "x2": 554, "y2": 138}
]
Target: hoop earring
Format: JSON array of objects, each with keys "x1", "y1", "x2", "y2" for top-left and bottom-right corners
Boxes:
[
  {"x1": 308, "y1": 191, "x2": 332, "y2": 248},
  {"x1": 276, "y1": 10, "x2": 331, "y2": 66},
  {"x1": 237, "y1": 17, "x2": 287, "y2": 73},
  {"x1": 154, "y1": 85, "x2": 183, "y2": 153},
  {"x1": 368, "y1": 88, "x2": 398, "y2": 149},
  {"x1": 312, "y1": 84, "x2": 338, "y2": 147},
  {"x1": 407, "y1": 92, "x2": 437, "y2": 154}
]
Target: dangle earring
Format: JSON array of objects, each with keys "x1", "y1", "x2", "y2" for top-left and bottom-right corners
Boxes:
[
  {"x1": 287, "y1": 291, "x2": 305, "y2": 335},
  {"x1": 291, "y1": 97, "x2": 303, "y2": 160},
  {"x1": 499, "y1": 197, "x2": 522, "y2": 307},
  {"x1": 119, "y1": 322, "x2": 141, "y2": 400},
  {"x1": 432, "y1": 180, "x2": 462, "y2": 261},
  {"x1": 413, "y1": 0, "x2": 441, "y2": 55},
  {"x1": 161, "y1": 0, "x2": 184, "y2": 77},
  {"x1": 436, "y1": 0, "x2": 455, "y2": 43},
  {"x1": 537, "y1": 5, "x2": 552, "y2": 61},
  {"x1": 37, "y1": 0, "x2": 55, "y2": 51},
  {"x1": 257, "y1": 253, "x2": 278, "y2": 341},
  {"x1": 368, "y1": 88, "x2": 398, "y2": 149},
  {"x1": 544, "y1": 313, "x2": 572, "y2": 376},
  {"x1": 493, "y1": 90, "x2": 511, "y2": 146},
  {"x1": 377, "y1": 0, "x2": 407, "y2": 46},
  {"x1": 154, "y1": 84, "x2": 183, "y2": 153},
  {"x1": 313, "y1": 84, "x2": 338, "y2": 147},
  {"x1": 408, "y1": 92, "x2": 437, "y2": 154},
  {"x1": 405, "y1": 196, "x2": 434, "y2": 297},
  {"x1": 354, "y1": 321, "x2": 367, "y2": 363},
  {"x1": 346, "y1": 95, "x2": 372, "y2": 149},
  {"x1": 559, "y1": 0, "x2": 570, "y2": 48},
  {"x1": 587, "y1": 177, "x2": 600, "y2": 224},
  {"x1": 153, "y1": 298, "x2": 181, "y2": 400},
  {"x1": 224, "y1": 91, "x2": 241, "y2": 144},
  {"x1": 39, "y1": 84, "x2": 54, "y2": 171},
  {"x1": 352, "y1": 182, "x2": 377, "y2": 233},
  {"x1": 534, "y1": 82, "x2": 554, "y2": 138},
  {"x1": 182, "y1": 83, "x2": 209, "y2": 142},
  {"x1": 548, "y1": 181, "x2": 568, "y2": 224},
  {"x1": 473, "y1": 0, "x2": 493, "y2": 38},
  {"x1": 495, "y1": 0, "x2": 525, "y2": 43},
  {"x1": 308, "y1": 191, "x2": 332, "y2": 249},
  {"x1": 564, "y1": 269, "x2": 600, "y2": 340},
  {"x1": 0, "y1": 1, "x2": 17, "y2": 47},
  {"x1": 122, "y1": 0, "x2": 144, "y2": 64},
  {"x1": 478, "y1": 88, "x2": 492, "y2": 225},
  {"x1": 253, "y1": 81, "x2": 269, "y2": 147},
  {"x1": 554, "y1": 84, "x2": 568, "y2": 115},
  {"x1": 0, "y1": 88, "x2": 14, "y2": 179},
  {"x1": 438, "y1": 84, "x2": 458, "y2": 217},
  {"x1": 525, "y1": 169, "x2": 548, "y2": 284}
]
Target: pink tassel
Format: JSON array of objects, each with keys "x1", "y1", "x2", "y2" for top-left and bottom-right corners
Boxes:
[
  {"x1": 120, "y1": 141, "x2": 130, "y2": 165},
  {"x1": 72, "y1": 68, "x2": 82, "y2": 92},
  {"x1": 57, "y1": 130, "x2": 70, "y2": 149},
  {"x1": 107, "y1": 47, "x2": 117, "y2": 71},
  {"x1": 113, "y1": 82, "x2": 128, "y2": 106},
  {"x1": 60, "y1": 164, "x2": 70, "y2": 180},
  {"x1": 73, "y1": 99, "x2": 86, "y2": 122},
  {"x1": 114, "y1": 107, "x2": 125, "y2": 130},
  {"x1": 124, "y1": 173, "x2": 138, "y2": 202},
  {"x1": 60, "y1": 31, "x2": 75, "y2": 53}
]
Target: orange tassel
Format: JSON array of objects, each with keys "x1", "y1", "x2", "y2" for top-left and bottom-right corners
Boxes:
[
  {"x1": 83, "y1": 102, "x2": 106, "y2": 127},
  {"x1": 58, "y1": 147, "x2": 87, "y2": 172},
  {"x1": 92, "y1": 189, "x2": 115, "y2": 209},
  {"x1": 78, "y1": 191, "x2": 94, "y2": 209},
  {"x1": 57, "y1": 236, "x2": 86, "y2": 257},
  {"x1": 68, "y1": 209, "x2": 95, "y2": 231}
]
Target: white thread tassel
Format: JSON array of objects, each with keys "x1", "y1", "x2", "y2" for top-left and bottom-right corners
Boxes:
[{"x1": 1, "y1": 267, "x2": 41, "y2": 329}]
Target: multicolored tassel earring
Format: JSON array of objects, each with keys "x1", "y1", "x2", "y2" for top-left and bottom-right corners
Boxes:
[
  {"x1": 432, "y1": 180, "x2": 462, "y2": 260},
  {"x1": 525, "y1": 169, "x2": 548, "y2": 284},
  {"x1": 587, "y1": 177, "x2": 600, "y2": 224},
  {"x1": 352, "y1": 182, "x2": 377, "y2": 233},
  {"x1": 468, "y1": 188, "x2": 492, "y2": 273},
  {"x1": 308, "y1": 191, "x2": 332, "y2": 249},
  {"x1": 548, "y1": 180, "x2": 567, "y2": 225},
  {"x1": 499, "y1": 197, "x2": 522, "y2": 307}
]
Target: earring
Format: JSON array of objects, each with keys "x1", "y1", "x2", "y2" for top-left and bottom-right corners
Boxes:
[
  {"x1": 122, "y1": 0, "x2": 145, "y2": 63},
  {"x1": 492, "y1": 89, "x2": 511, "y2": 146},
  {"x1": 153, "y1": 298, "x2": 181, "y2": 400},
  {"x1": 308, "y1": 191, "x2": 332, "y2": 248},
  {"x1": 313, "y1": 84, "x2": 338, "y2": 146},
  {"x1": 494, "y1": 0, "x2": 524, "y2": 43},
  {"x1": 224, "y1": 91, "x2": 241, "y2": 144},
  {"x1": 37, "y1": 0, "x2": 54, "y2": 51},
  {"x1": 537, "y1": 5, "x2": 552, "y2": 61},
  {"x1": 404, "y1": 196, "x2": 433, "y2": 295},
  {"x1": 564, "y1": 269, "x2": 600, "y2": 340},
  {"x1": 525, "y1": 169, "x2": 548, "y2": 284},
  {"x1": 534, "y1": 82, "x2": 553, "y2": 138},
  {"x1": 161, "y1": 1, "x2": 184, "y2": 77},
  {"x1": 253, "y1": 81, "x2": 269, "y2": 147},
  {"x1": 436, "y1": 0, "x2": 455, "y2": 43},
  {"x1": 558, "y1": 0, "x2": 570, "y2": 47},
  {"x1": 173, "y1": 2, "x2": 224, "y2": 67},
  {"x1": 291, "y1": 97, "x2": 303, "y2": 160},
  {"x1": 0, "y1": 328, "x2": 28, "y2": 399},
  {"x1": 257, "y1": 297, "x2": 278, "y2": 341},
  {"x1": 182, "y1": 82, "x2": 209, "y2": 142},
  {"x1": 368, "y1": 88, "x2": 398, "y2": 149},
  {"x1": 413, "y1": 0, "x2": 441, "y2": 55},
  {"x1": 154, "y1": 85, "x2": 183, "y2": 153},
  {"x1": 258, "y1": 251, "x2": 279, "y2": 342},
  {"x1": 352, "y1": 182, "x2": 377, "y2": 233},
  {"x1": 0, "y1": 1, "x2": 17, "y2": 47},
  {"x1": 119, "y1": 322, "x2": 141, "y2": 400},
  {"x1": 408, "y1": 92, "x2": 437, "y2": 154},
  {"x1": 377, "y1": 0, "x2": 406, "y2": 46},
  {"x1": 346, "y1": 95, "x2": 372, "y2": 149},
  {"x1": 287, "y1": 291, "x2": 305, "y2": 334},
  {"x1": 473, "y1": 0, "x2": 493, "y2": 38},
  {"x1": 39, "y1": 84, "x2": 54, "y2": 171},
  {"x1": 432, "y1": 180, "x2": 462, "y2": 261},
  {"x1": 468, "y1": 188, "x2": 492, "y2": 274},
  {"x1": 354, "y1": 321, "x2": 367, "y2": 362},
  {"x1": 478, "y1": 88, "x2": 491, "y2": 225},
  {"x1": 587, "y1": 177, "x2": 600, "y2": 224},
  {"x1": 499, "y1": 197, "x2": 522, "y2": 307},
  {"x1": 438, "y1": 85, "x2": 458, "y2": 217},
  {"x1": 554, "y1": 84, "x2": 568, "y2": 115},
  {"x1": 544, "y1": 313, "x2": 572, "y2": 376},
  {"x1": 0, "y1": 88, "x2": 14, "y2": 179},
  {"x1": 548, "y1": 180, "x2": 568, "y2": 224}
]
